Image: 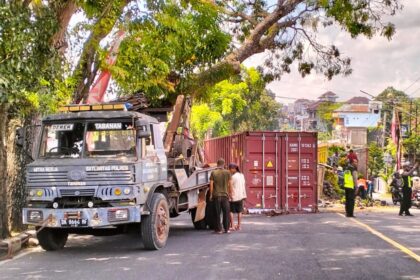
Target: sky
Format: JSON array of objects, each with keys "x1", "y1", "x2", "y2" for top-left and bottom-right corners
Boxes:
[{"x1": 244, "y1": 0, "x2": 420, "y2": 104}]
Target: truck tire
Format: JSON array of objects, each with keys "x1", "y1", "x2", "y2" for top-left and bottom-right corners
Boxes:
[
  {"x1": 190, "y1": 208, "x2": 207, "y2": 230},
  {"x1": 36, "y1": 228, "x2": 68, "y2": 251},
  {"x1": 141, "y1": 193, "x2": 170, "y2": 250}
]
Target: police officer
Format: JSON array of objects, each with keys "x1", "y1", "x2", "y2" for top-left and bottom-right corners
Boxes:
[
  {"x1": 399, "y1": 162, "x2": 418, "y2": 216},
  {"x1": 344, "y1": 165, "x2": 356, "y2": 218}
]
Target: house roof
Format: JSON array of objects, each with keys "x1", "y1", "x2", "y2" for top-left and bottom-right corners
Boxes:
[
  {"x1": 345, "y1": 96, "x2": 370, "y2": 104},
  {"x1": 307, "y1": 101, "x2": 323, "y2": 111},
  {"x1": 319, "y1": 91, "x2": 337, "y2": 98},
  {"x1": 294, "y1": 98, "x2": 312, "y2": 104},
  {"x1": 334, "y1": 104, "x2": 369, "y2": 113}
]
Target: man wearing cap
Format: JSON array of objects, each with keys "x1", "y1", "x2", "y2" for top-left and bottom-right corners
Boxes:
[{"x1": 400, "y1": 162, "x2": 419, "y2": 216}]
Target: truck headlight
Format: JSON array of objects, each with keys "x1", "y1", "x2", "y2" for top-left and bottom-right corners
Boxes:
[
  {"x1": 114, "y1": 188, "x2": 122, "y2": 196},
  {"x1": 29, "y1": 190, "x2": 35, "y2": 197},
  {"x1": 123, "y1": 187, "x2": 131, "y2": 195},
  {"x1": 27, "y1": 210, "x2": 43, "y2": 222},
  {"x1": 36, "y1": 190, "x2": 43, "y2": 197}
]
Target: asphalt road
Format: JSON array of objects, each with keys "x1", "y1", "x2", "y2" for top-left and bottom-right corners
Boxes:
[{"x1": 1, "y1": 209, "x2": 419, "y2": 280}]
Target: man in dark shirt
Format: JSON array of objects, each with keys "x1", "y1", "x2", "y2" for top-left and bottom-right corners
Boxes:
[
  {"x1": 400, "y1": 162, "x2": 418, "y2": 216},
  {"x1": 210, "y1": 158, "x2": 232, "y2": 233}
]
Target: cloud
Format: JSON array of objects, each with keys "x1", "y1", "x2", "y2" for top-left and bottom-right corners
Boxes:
[{"x1": 245, "y1": 0, "x2": 420, "y2": 103}]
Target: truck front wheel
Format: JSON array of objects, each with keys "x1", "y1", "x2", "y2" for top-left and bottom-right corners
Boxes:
[
  {"x1": 141, "y1": 193, "x2": 170, "y2": 250},
  {"x1": 36, "y1": 228, "x2": 68, "y2": 251}
]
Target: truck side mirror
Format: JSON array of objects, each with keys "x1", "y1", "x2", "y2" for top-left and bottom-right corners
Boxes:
[
  {"x1": 16, "y1": 127, "x2": 25, "y2": 147},
  {"x1": 135, "y1": 119, "x2": 151, "y2": 138}
]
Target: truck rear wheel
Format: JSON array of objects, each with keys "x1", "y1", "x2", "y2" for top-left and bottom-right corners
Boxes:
[
  {"x1": 141, "y1": 193, "x2": 170, "y2": 250},
  {"x1": 36, "y1": 228, "x2": 68, "y2": 251},
  {"x1": 190, "y1": 208, "x2": 207, "y2": 230}
]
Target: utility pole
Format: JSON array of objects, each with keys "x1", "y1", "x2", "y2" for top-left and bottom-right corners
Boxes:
[
  {"x1": 382, "y1": 111, "x2": 387, "y2": 148},
  {"x1": 409, "y1": 99, "x2": 412, "y2": 136}
]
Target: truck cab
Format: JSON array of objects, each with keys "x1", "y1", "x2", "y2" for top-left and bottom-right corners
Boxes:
[{"x1": 22, "y1": 103, "x2": 213, "y2": 251}]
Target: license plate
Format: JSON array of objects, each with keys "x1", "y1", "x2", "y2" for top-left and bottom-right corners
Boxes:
[{"x1": 60, "y1": 218, "x2": 88, "y2": 227}]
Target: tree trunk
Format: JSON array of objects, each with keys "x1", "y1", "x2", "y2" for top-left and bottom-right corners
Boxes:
[
  {"x1": 7, "y1": 119, "x2": 27, "y2": 232},
  {"x1": 0, "y1": 103, "x2": 10, "y2": 239},
  {"x1": 51, "y1": 0, "x2": 78, "y2": 54}
]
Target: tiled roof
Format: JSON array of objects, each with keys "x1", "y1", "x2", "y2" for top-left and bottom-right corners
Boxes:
[{"x1": 334, "y1": 104, "x2": 369, "y2": 113}]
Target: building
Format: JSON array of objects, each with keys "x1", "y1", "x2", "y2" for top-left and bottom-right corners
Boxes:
[
  {"x1": 318, "y1": 91, "x2": 338, "y2": 103},
  {"x1": 306, "y1": 91, "x2": 339, "y2": 131},
  {"x1": 333, "y1": 101, "x2": 382, "y2": 146}
]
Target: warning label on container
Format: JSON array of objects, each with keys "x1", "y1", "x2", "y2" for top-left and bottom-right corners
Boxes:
[{"x1": 266, "y1": 160, "x2": 273, "y2": 168}]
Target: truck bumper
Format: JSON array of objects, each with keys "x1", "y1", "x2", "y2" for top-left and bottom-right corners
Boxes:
[{"x1": 23, "y1": 206, "x2": 141, "y2": 228}]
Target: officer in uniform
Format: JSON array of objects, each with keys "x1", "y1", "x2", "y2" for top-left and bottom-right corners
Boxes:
[
  {"x1": 344, "y1": 165, "x2": 356, "y2": 218},
  {"x1": 400, "y1": 162, "x2": 418, "y2": 216}
]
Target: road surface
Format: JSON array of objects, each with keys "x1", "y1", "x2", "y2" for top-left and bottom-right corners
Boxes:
[{"x1": 0, "y1": 209, "x2": 419, "y2": 280}]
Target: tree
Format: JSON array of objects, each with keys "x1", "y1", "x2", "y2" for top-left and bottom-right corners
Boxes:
[
  {"x1": 368, "y1": 142, "x2": 384, "y2": 177},
  {"x1": 191, "y1": 67, "x2": 281, "y2": 139},
  {"x1": 317, "y1": 102, "x2": 342, "y2": 132},
  {"x1": 0, "y1": 2, "x2": 71, "y2": 238},
  {"x1": 67, "y1": 0, "x2": 402, "y2": 103}
]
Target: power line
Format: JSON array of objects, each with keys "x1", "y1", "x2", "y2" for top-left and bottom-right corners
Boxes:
[{"x1": 404, "y1": 76, "x2": 420, "y2": 94}]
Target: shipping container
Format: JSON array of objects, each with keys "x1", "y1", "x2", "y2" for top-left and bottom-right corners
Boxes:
[{"x1": 204, "y1": 131, "x2": 318, "y2": 212}]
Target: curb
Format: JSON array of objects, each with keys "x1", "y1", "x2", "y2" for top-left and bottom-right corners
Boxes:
[{"x1": 0, "y1": 232, "x2": 33, "y2": 261}]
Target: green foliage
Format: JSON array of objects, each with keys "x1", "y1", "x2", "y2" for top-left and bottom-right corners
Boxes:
[
  {"x1": 190, "y1": 104, "x2": 222, "y2": 140},
  {"x1": 317, "y1": 102, "x2": 342, "y2": 132},
  {"x1": 328, "y1": 145, "x2": 345, "y2": 157},
  {"x1": 368, "y1": 142, "x2": 385, "y2": 176},
  {"x1": 191, "y1": 67, "x2": 281, "y2": 139},
  {"x1": 113, "y1": 1, "x2": 230, "y2": 106},
  {"x1": 0, "y1": 3, "x2": 69, "y2": 115},
  {"x1": 403, "y1": 133, "x2": 420, "y2": 158}
]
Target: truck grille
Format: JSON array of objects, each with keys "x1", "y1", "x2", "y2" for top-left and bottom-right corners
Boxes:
[
  {"x1": 27, "y1": 169, "x2": 132, "y2": 186},
  {"x1": 60, "y1": 188, "x2": 96, "y2": 197}
]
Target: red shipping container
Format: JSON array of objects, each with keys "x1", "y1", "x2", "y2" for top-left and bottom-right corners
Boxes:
[{"x1": 204, "y1": 131, "x2": 318, "y2": 212}]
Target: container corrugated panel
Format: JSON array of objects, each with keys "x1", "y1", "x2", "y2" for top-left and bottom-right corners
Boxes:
[{"x1": 204, "y1": 131, "x2": 318, "y2": 212}]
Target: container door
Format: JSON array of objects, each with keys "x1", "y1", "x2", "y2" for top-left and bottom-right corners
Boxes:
[
  {"x1": 244, "y1": 133, "x2": 279, "y2": 209},
  {"x1": 282, "y1": 133, "x2": 317, "y2": 212}
]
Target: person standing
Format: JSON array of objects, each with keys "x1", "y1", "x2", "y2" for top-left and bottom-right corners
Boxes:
[
  {"x1": 337, "y1": 166, "x2": 344, "y2": 189},
  {"x1": 228, "y1": 163, "x2": 247, "y2": 231},
  {"x1": 210, "y1": 158, "x2": 232, "y2": 233},
  {"x1": 344, "y1": 165, "x2": 356, "y2": 217},
  {"x1": 347, "y1": 149, "x2": 359, "y2": 186},
  {"x1": 399, "y1": 162, "x2": 418, "y2": 216}
]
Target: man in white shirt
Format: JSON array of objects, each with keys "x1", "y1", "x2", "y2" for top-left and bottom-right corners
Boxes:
[{"x1": 228, "y1": 163, "x2": 247, "y2": 231}]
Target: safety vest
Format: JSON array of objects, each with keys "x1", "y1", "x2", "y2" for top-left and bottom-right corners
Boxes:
[
  {"x1": 344, "y1": 171, "x2": 354, "y2": 189},
  {"x1": 408, "y1": 176, "x2": 412, "y2": 188}
]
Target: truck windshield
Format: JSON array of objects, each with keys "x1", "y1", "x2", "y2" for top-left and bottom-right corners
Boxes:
[
  {"x1": 85, "y1": 122, "x2": 136, "y2": 158},
  {"x1": 39, "y1": 123, "x2": 85, "y2": 158}
]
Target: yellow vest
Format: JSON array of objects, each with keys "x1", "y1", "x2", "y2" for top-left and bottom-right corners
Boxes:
[
  {"x1": 344, "y1": 171, "x2": 354, "y2": 189},
  {"x1": 408, "y1": 176, "x2": 412, "y2": 188}
]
